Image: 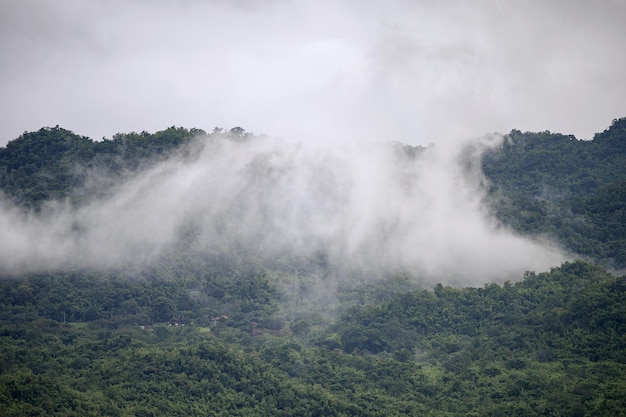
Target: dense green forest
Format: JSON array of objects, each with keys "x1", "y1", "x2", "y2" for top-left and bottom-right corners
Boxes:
[
  {"x1": 1, "y1": 261, "x2": 624, "y2": 416},
  {"x1": 481, "y1": 117, "x2": 626, "y2": 268},
  {"x1": 0, "y1": 125, "x2": 210, "y2": 207},
  {"x1": 1, "y1": 119, "x2": 625, "y2": 416}
]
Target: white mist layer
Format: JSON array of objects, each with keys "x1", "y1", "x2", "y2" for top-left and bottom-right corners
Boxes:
[{"x1": 0, "y1": 134, "x2": 567, "y2": 284}]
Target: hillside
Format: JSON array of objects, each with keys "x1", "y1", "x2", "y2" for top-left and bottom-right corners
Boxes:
[
  {"x1": 0, "y1": 126, "x2": 207, "y2": 207},
  {"x1": 0, "y1": 119, "x2": 625, "y2": 415},
  {"x1": 1, "y1": 119, "x2": 625, "y2": 268},
  {"x1": 481, "y1": 117, "x2": 626, "y2": 268},
  {"x1": 1, "y1": 261, "x2": 624, "y2": 416}
]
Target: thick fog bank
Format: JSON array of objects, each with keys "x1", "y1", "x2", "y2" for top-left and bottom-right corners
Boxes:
[{"x1": 0, "y1": 133, "x2": 567, "y2": 284}]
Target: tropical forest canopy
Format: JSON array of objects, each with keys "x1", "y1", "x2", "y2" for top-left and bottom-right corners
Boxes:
[{"x1": 0, "y1": 118, "x2": 625, "y2": 416}]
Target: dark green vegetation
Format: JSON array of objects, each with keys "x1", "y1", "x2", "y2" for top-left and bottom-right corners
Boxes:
[
  {"x1": 482, "y1": 117, "x2": 626, "y2": 268},
  {"x1": 0, "y1": 125, "x2": 212, "y2": 208},
  {"x1": 1, "y1": 119, "x2": 626, "y2": 415},
  {"x1": 1, "y1": 261, "x2": 624, "y2": 416}
]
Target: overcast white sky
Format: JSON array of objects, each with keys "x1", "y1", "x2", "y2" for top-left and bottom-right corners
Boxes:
[{"x1": 1, "y1": 0, "x2": 625, "y2": 146}]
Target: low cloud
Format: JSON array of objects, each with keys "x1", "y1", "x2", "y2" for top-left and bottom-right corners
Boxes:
[{"x1": 0, "y1": 133, "x2": 567, "y2": 285}]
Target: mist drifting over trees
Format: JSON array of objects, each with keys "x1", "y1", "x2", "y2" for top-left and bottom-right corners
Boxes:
[
  {"x1": 0, "y1": 119, "x2": 625, "y2": 416},
  {"x1": 2, "y1": 1, "x2": 626, "y2": 414},
  {"x1": 0, "y1": 126, "x2": 566, "y2": 283}
]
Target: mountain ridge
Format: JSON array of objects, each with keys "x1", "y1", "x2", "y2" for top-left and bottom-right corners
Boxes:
[
  {"x1": 1, "y1": 118, "x2": 624, "y2": 268},
  {"x1": 1, "y1": 119, "x2": 625, "y2": 416}
]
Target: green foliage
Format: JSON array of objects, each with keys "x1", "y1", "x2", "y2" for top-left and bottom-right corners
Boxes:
[
  {"x1": 0, "y1": 126, "x2": 95, "y2": 207},
  {"x1": 481, "y1": 117, "x2": 626, "y2": 267},
  {"x1": 0, "y1": 125, "x2": 203, "y2": 209},
  {"x1": 1, "y1": 261, "x2": 625, "y2": 416},
  {"x1": 324, "y1": 260, "x2": 626, "y2": 415},
  {"x1": 1, "y1": 119, "x2": 626, "y2": 415}
]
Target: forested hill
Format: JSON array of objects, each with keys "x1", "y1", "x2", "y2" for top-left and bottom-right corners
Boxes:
[
  {"x1": 1, "y1": 260, "x2": 624, "y2": 416},
  {"x1": 1, "y1": 121, "x2": 626, "y2": 416},
  {"x1": 1, "y1": 118, "x2": 625, "y2": 267},
  {"x1": 481, "y1": 117, "x2": 626, "y2": 268},
  {"x1": 0, "y1": 125, "x2": 209, "y2": 206}
]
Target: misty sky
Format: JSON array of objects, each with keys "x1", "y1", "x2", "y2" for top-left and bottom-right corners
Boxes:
[{"x1": 1, "y1": 0, "x2": 625, "y2": 146}]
